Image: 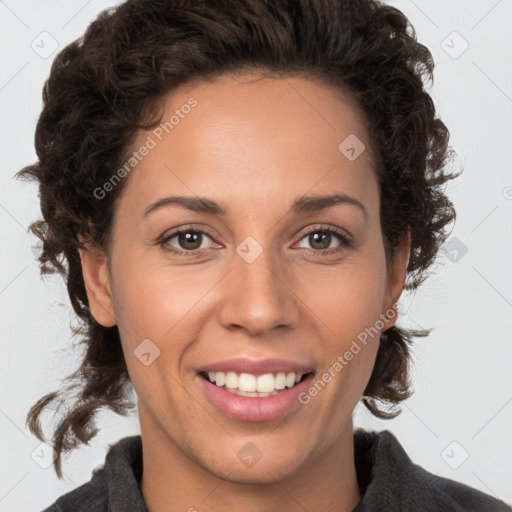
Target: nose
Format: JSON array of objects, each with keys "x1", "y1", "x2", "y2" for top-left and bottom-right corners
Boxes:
[{"x1": 217, "y1": 247, "x2": 301, "y2": 336}]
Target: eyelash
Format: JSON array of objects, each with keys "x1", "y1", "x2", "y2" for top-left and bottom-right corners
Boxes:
[{"x1": 159, "y1": 224, "x2": 352, "y2": 258}]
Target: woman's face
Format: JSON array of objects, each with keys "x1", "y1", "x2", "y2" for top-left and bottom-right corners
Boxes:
[{"x1": 81, "y1": 72, "x2": 408, "y2": 485}]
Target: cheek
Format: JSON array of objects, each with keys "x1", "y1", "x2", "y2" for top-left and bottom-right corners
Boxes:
[
  {"x1": 302, "y1": 268, "x2": 387, "y2": 412},
  {"x1": 300, "y1": 249, "x2": 387, "y2": 390},
  {"x1": 110, "y1": 259, "x2": 212, "y2": 383},
  {"x1": 111, "y1": 254, "x2": 195, "y2": 336},
  {"x1": 305, "y1": 253, "x2": 387, "y2": 335},
  {"x1": 315, "y1": 286, "x2": 384, "y2": 387}
]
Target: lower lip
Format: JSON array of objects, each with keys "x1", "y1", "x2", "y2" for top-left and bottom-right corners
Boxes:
[{"x1": 196, "y1": 372, "x2": 315, "y2": 422}]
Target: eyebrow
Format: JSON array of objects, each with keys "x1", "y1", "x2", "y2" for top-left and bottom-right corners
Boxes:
[{"x1": 143, "y1": 193, "x2": 368, "y2": 222}]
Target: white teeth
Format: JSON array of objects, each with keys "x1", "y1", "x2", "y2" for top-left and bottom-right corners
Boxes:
[
  {"x1": 257, "y1": 373, "x2": 275, "y2": 393},
  {"x1": 214, "y1": 371, "x2": 225, "y2": 387},
  {"x1": 225, "y1": 371, "x2": 238, "y2": 389},
  {"x1": 238, "y1": 373, "x2": 256, "y2": 392},
  {"x1": 285, "y1": 372, "x2": 296, "y2": 388},
  {"x1": 225, "y1": 387, "x2": 278, "y2": 398},
  {"x1": 204, "y1": 371, "x2": 306, "y2": 393},
  {"x1": 275, "y1": 372, "x2": 287, "y2": 390}
]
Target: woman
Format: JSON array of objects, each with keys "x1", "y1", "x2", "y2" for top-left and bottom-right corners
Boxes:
[{"x1": 17, "y1": 0, "x2": 511, "y2": 510}]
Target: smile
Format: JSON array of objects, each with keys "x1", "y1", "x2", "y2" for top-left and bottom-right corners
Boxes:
[
  {"x1": 200, "y1": 371, "x2": 311, "y2": 397},
  {"x1": 197, "y1": 371, "x2": 316, "y2": 421}
]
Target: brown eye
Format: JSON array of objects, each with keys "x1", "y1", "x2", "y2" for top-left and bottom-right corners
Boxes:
[
  {"x1": 296, "y1": 226, "x2": 352, "y2": 255},
  {"x1": 308, "y1": 232, "x2": 332, "y2": 250},
  {"x1": 175, "y1": 231, "x2": 203, "y2": 250},
  {"x1": 161, "y1": 229, "x2": 215, "y2": 254}
]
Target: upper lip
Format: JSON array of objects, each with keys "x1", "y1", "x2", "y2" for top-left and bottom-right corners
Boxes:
[{"x1": 197, "y1": 358, "x2": 315, "y2": 377}]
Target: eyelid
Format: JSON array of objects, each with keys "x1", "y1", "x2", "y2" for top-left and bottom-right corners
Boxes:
[{"x1": 298, "y1": 223, "x2": 352, "y2": 243}]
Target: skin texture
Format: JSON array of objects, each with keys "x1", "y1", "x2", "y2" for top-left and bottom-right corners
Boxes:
[{"x1": 79, "y1": 72, "x2": 410, "y2": 512}]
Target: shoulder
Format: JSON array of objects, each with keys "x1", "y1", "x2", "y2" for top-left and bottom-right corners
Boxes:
[
  {"x1": 353, "y1": 429, "x2": 511, "y2": 512},
  {"x1": 41, "y1": 435, "x2": 145, "y2": 512},
  {"x1": 41, "y1": 467, "x2": 109, "y2": 512}
]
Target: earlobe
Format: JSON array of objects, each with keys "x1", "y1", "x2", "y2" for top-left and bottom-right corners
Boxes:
[{"x1": 78, "y1": 242, "x2": 117, "y2": 328}]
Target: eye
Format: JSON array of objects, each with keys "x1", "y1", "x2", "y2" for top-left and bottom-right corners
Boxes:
[
  {"x1": 159, "y1": 224, "x2": 352, "y2": 257},
  {"x1": 161, "y1": 227, "x2": 217, "y2": 255},
  {"x1": 295, "y1": 226, "x2": 352, "y2": 255}
]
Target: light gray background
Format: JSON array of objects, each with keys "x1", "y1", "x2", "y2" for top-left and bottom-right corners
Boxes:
[{"x1": 1, "y1": 1, "x2": 511, "y2": 510}]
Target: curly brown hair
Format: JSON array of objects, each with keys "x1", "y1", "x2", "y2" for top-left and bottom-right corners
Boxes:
[{"x1": 16, "y1": 0, "x2": 459, "y2": 478}]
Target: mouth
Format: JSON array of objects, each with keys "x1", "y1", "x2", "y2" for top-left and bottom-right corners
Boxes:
[
  {"x1": 196, "y1": 369, "x2": 316, "y2": 422},
  {"x1": 198, "y1": 370, "x2": 314, "y2": 398}
]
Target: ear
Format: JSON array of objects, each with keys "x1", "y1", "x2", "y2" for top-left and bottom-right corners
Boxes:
[
  {"x1": 380, "y1": 230, "x2": 410, "y2": 331},
  {"x1": 78, "y1": 240, "x2": 116, "y2": 328}
]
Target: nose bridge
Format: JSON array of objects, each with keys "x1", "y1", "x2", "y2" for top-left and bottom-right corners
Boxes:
[{"x1": 218, "y1": 239, "x2": 299, "y2": 334}]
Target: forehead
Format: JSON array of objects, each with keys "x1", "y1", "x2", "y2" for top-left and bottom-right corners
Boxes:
[{"x1": 115, "y1": 72, "x2": 377, "y2": 218}]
